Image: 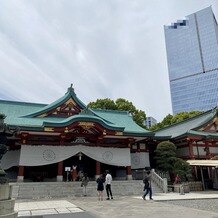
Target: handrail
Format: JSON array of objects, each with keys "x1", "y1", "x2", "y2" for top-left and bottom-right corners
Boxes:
[{"x1": 151, "y1": 169, "x2": 168, "y2": 193}]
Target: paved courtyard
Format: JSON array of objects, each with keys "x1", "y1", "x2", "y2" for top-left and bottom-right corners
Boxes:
[{"x1": 15, "y1": 191, "x2": 218, "y2": 218}]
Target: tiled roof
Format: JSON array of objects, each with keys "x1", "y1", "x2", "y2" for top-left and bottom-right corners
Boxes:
[
  {"x1": 0, "y1": 100, "x2": 45, "y2": 125},
  {"x1": 154, "y1": 108, "x2": 218, "y2": 139},
  {"x1": 0, "y1": 87, "x2": 152, "y2": 136},
  {"x1": 93, "y1": 109, "x2": 152, "y2": 135},
  {"x1": 187, "y1": 130, "x2": 218, "y2": 139},
  {"x1": 43, "y1": 113, "x2": 124, "y2": 131}
]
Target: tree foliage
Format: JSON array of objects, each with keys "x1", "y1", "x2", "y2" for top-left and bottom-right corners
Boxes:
[
  {"x1": 0, "y1": 114, "x2": 6, "y2": 120},
  {"x1": 88, "y1": 98, "x2": 117, "y2": 110},
  {"x1": 155, "y1": 141, "x2": 192, "y2": 182},
  {"x1": 173, "y1": 158, "x2": 192, "y2": 182},
  {"x1": 155, "y1": 141, "x2": 177, "y2": 173},
  {"x1": 88, "y1": 98, "x2": 146, "y2": 128},
  {"x1": 149, "y1": 111, "x2": 203, "y2": 131}
]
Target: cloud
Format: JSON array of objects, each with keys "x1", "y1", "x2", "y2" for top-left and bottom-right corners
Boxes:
[{"x1": 0, "y1": 0, "x2": 217, "y2": 121}]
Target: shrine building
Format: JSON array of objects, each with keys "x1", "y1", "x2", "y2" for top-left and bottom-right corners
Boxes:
[
  {"x1": 0, "y1": 85, "x2": 153, "y2": 182},
  {"x1": 153, "y1": 108, "x2": 218, "y2": 189},
  {"x1": 154, "y1": 108, "x2": 218, "y2": 160}
]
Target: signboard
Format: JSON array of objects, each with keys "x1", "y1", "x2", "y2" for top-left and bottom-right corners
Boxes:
[{"x1": 65, "y1": 167, "x2": 71, "y2": 172}]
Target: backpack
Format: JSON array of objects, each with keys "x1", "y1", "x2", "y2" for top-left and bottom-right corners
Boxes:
[
  {"x1": 143, "y1": 178, "x2": 149, "y2": 190},
  {"x1": 143, "y1": 177, "x2": 148, "y2": 184}
]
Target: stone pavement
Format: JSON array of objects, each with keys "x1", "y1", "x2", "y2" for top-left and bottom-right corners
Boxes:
[
  {"x1": 15, "y1": 200, "x2": 87, "y2": 217},
  {"x1": 15, "y1": 191, "x2": 218, "y2": 218}
]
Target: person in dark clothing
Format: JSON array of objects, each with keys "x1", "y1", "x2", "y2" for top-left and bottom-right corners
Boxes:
[
  {"x1": 96, "y1": 174, "x2": 104, "y2": 201},
  {"x1": 142, "y1": 171, "x2": 153, "y2": 200}
]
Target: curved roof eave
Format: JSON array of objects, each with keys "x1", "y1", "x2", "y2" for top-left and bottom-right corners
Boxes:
[
  {"x1": 43, "y1": 115, "x2": 125, "y2": 132},
  {"x1": 153, "y1": 135, "x2": 172, "y2": 140},
  {"x1": 80, "y1": 108, "x2": 115, "y2": 125},
  {"x1": 187, "y1": 130, "x2": 218, "y2": 139},
  {"x1": 123, "y1": 131, "x2": 155, "y2": 137},
  {"x1": 8, "y1": 124, "x2": 44, "y2": 131}
]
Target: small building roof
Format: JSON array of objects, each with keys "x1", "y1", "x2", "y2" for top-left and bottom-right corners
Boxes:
[
  {"x1": 187, "y1": 159, "x2": 218, "y2": 167},
  {"x1": 154, "y1": 108, "x2": 218, "y2": 140}
]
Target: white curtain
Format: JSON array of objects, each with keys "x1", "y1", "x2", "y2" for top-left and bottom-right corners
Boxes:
[
  {"x1": 1, "y1": 150, "x2": 20, "y2": 170},
  {"x1": 19, "y1": 145, "x2": 131, "y2": 167},
  {"x1": 131, "y1": 152, "x2": 150, "y2": 169}
]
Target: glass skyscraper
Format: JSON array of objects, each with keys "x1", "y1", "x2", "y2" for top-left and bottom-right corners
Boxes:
[{"x1": 164, "y1": 7, "x2": 218, "y2": 114}]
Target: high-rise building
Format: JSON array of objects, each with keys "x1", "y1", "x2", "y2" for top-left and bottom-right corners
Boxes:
[
  {"x1": 164, "y1": 6, "x2": 218, "y2": 114},
  {"x1": 144, "y1": 116, "x2": 157, "y2": 129}
]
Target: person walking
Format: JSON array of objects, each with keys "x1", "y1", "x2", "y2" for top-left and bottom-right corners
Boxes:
[
  {"x1": 96, "y1": 174, "x2": 104, "y2": 201},
  {"x1": 142, "y1": 170, "x2": 153, "y2": 200},
  {"x1": 105, "y1": 170, "x2": 113, "y2": 200},
  {"x1": 81, "y1": 173, "x2": 89, "y2": 196}
]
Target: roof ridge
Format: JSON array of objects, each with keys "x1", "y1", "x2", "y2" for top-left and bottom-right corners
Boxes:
[
  {"x1": 22, "y1": 85, "x2": 86, "y2": 118},
  {"x1": 0, "y1": 99, "x2": 46, "y2": 107}
]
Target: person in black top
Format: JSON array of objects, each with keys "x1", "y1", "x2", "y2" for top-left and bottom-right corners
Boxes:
[
  {"x1": 96, "y1": 174, "x2": 104, "y2": 201},
  {"x1": 142, "y1": 171, "x2": 153, "y2": 200}
]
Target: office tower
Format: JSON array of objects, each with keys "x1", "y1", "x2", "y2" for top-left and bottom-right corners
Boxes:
[
  {"x1": 164, "y1": 7, "x2": 218, "y2": 114},
  {"x1": 144, "y1": 116, "x2": 157, "y2": 128}
]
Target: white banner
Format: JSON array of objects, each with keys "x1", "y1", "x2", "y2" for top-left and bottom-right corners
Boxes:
[
  {"x1": 1, "y1": 150, "x2": 20, "y2": 170},
  {"x1": 19, "y1": 145, "x2": 131, "y2": 167},
  {"x1": 131, "y1": 152, "x2": 150, "y2": 169}
]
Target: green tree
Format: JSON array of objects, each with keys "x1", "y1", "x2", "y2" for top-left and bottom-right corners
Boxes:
[
  {"x1": 149, "y1": 111, "x2": 202, "y2": 131},
  {"x1": 149, "y1": 114, "x2": 173, "y2": 131},
  {"x1": 173, "y1": 158, "x2": 192, "y2": 182},
  {"x1": 88, "y1": 98, "x2": 146, "y2": 128},
  {"x1": 88, "y1": 98, "x2": 117, "y2": 110},
  {"x1": 162, "y1": 114, "x2": 174, "y2": 126},
  {"x1": 115, "y1": 98, "x2": 136, "y2": 113},
  {"x1": 0, "y1": 114, "x2": 6, "y2": 120},
  {"x1": 170, "y1": 111, "x2": 202, "y2": 124},
  {"x1": 155, "y1": 141, "x2": 177, "y2": 180}
]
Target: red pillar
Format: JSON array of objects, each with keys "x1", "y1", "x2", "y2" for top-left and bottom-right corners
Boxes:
[
  {"x1": 57, "y1": 161, "x2": 63, "y2": 181},
  {"x1": 57, "y1": 138, "x2": 65, "y2": 182},
  {"x1": 17, "y1": 166, "x2": 24, "y2": 182},
  {"x1": 188, "y1": 140, "x2": 195, "y2": 159},
  {"x1": 95, "y1": 161, "x2": 101, "y2": 179},
  {"x1": 204, "y1": 141, "x2": 210, "y2": 159},
  {"x1": 126, "y1": 166, "x2": 132, "y2": 180}
]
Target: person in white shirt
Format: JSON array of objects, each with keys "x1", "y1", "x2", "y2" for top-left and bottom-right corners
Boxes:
[{"x1": 105, "y1": 170, "x2": 113, "y2": 200}]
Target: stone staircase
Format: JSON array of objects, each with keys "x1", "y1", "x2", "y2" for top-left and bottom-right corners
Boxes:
[{"x1": 10, "y1": 180, "x2": 163, "y2": 199}]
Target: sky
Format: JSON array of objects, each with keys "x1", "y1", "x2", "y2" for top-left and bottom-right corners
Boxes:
[{"x1": 0, "y1": 0, "x2": 218, "y2": 122}]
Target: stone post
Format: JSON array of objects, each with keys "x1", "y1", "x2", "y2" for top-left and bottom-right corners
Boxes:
[{"x1": 0, "y1": 184, "x2": 18, "y2": 217}]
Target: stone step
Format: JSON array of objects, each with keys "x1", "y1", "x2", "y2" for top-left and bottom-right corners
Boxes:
[{"x1": 10, "y1": 180, "x2": 163, "y2": 199}]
